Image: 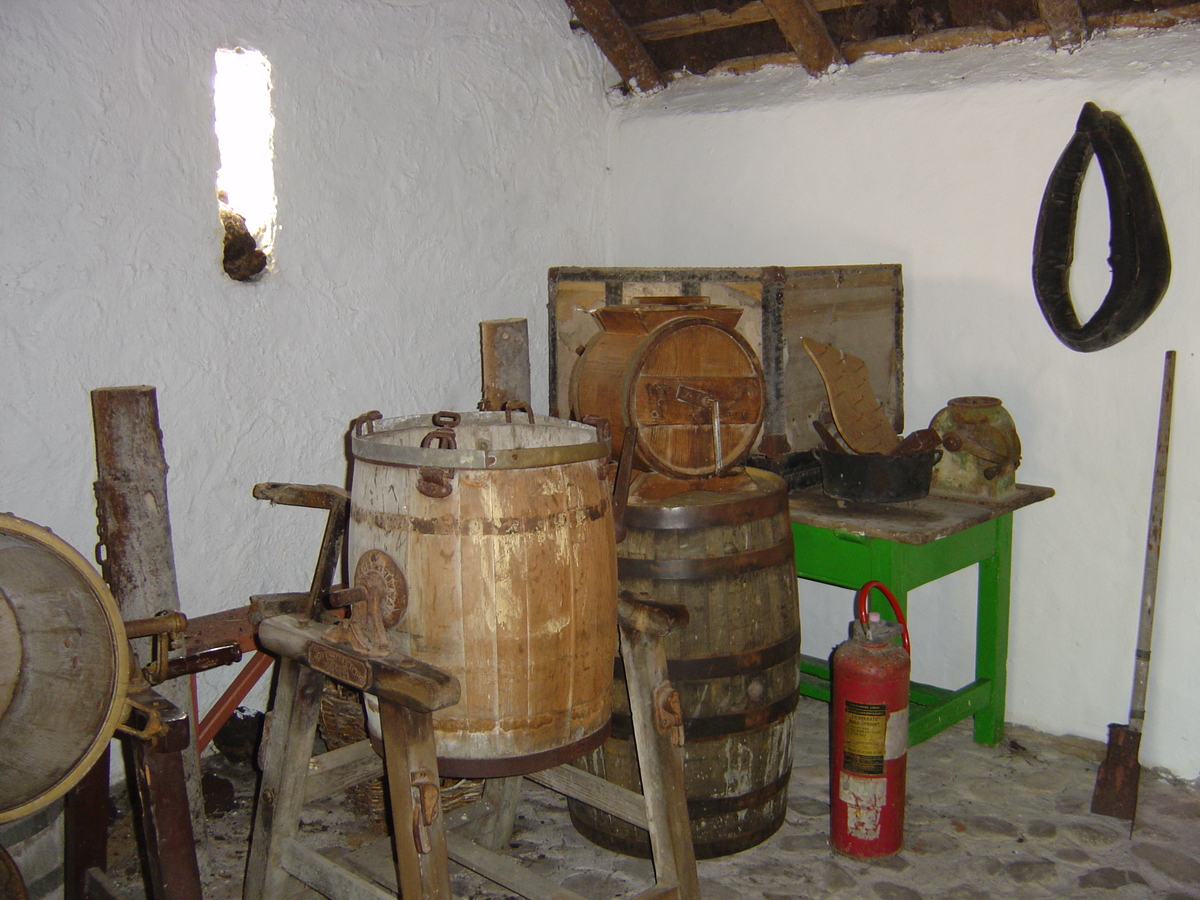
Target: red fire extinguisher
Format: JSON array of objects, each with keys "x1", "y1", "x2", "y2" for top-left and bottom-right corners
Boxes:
[{"x1": 829, "y1": 580, "x2": 911, "y2": 858}]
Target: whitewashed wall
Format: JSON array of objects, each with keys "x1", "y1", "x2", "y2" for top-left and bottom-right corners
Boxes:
[
  {"x1": 608, "y1": 28, "x2": 1200, "y2": 780},
  {"x1": 5, "y1": 0, "x2": 1199, "y2": 784},
  {"x1": 0, "y1": 0, "x2": 613, "y2": 714}
]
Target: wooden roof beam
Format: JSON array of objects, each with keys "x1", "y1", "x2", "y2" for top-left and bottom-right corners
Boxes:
[
  {"x1": 762, "y1": 0, "x2": 844, "y2": 75},
  {"x1": 565, "y1": 0, "x2": 666, "y2": 92},
  {"x1": 632, "y1": 0, "x2": 866, "y2": 43},
  {"x1": 1035, "y1": 0, "x2": 1088, "y2": 48}
]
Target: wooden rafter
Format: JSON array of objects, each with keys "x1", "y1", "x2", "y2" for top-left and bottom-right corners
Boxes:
[
  {"x1": 565, "y1": 0, "x2": 666, "y2": 91},
  {"x1": 1035, "y1": 0, "x2": 1088, "y2": 47},
  {"x1": 762, "y1": 0, "x2": 844, "y2": 74},
  {"x1": 631, "y1": 0, "x2": 864, "y2": 42}
]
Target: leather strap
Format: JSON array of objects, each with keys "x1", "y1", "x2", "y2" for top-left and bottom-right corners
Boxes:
[{"x1": 1032, "y1": 102, "x2": 1171, "y2": 352}]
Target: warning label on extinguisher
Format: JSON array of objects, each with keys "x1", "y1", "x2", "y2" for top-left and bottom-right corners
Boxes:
[{"x1": 843, "y1": 700, "x2": 887, "y2": 775}]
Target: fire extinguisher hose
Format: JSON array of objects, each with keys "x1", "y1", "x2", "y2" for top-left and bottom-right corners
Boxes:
[{"x1": 856, "y1": 580, "x2": 911, "y2": 655}]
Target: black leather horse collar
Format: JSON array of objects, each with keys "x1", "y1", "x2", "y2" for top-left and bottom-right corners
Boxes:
[{"x1": 1032, "y1": 102, "x2": 1171, "y2": 352}]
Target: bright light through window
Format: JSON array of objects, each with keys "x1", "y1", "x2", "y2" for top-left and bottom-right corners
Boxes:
[{"x1": 214, "y1": 48, "x2": 276, "y2": 279}]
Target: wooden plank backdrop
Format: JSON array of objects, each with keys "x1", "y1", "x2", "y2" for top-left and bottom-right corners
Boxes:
[{"x1": 548, "y1": 265, "x2": 904, "y2": 473}]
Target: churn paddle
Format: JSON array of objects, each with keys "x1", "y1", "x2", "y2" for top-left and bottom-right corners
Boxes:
[{"x1": 1090, "y1": 349, "x2": 1176, "y2": 822}]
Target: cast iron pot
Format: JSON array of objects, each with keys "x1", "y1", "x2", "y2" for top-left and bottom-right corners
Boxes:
[{"x1": 817, "y1": 448, "x2": 942, "y2": 503}]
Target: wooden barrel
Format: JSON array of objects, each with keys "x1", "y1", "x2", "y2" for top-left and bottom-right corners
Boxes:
[
  {"x1": 570, "y1": 305, "x2": 765, "y2": 479},
  {"x1": 568, "y1": 468, "x2": 800, "y2": 858},
  {"x1": 348, "y1": 411, "x2": 618, "y2": 778},
  {"x1": 0, "y1": 515, "x2": 130, "y2": 825}
]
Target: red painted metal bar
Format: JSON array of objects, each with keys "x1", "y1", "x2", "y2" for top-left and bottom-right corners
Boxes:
[{"x1": 197, "y1": 650, "x2": 275, "y2": 752}]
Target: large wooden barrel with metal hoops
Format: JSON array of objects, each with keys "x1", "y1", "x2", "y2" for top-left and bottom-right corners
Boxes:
[
  {"x1": 348, "y1": 409, "x2": 619, "y2": 778},
  {"x1": 0, "y1": 514, "x2": 130, "y2": 825},
  {"x1": 568, "y1": 468, "x2": 800, "y2": 858},
  {"x1": 570, "y1": 302, "x2": 765, "y2": 479}
]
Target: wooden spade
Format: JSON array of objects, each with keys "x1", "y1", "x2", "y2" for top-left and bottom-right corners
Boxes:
[{"x1": 802, "y1": 337, "x2": 900, "y2": 454}]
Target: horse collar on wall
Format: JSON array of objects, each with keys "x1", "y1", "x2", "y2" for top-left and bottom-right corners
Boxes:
[{"x1": 1031, "y1": 102, "x2": 1171, "y2": 352}]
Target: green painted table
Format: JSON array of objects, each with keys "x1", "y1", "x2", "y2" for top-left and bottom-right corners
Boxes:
[{"x1": 789, "y1": 483, "x2": 1054, "y2": 747}]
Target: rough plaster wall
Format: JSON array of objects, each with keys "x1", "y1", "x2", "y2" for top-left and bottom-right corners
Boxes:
[
  {"x1": 608, "y1": 28, "x2": 1200, "y2": 779},
  {"x1": 0, "y1": 0, "x2": 614, "y2": 716}
]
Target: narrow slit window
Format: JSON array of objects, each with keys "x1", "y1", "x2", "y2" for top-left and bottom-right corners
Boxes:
[{"x1": 214, "y1": 48, "x2": 276, "y2": 281}]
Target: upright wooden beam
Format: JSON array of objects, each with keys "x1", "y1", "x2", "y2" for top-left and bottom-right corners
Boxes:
[
  {"x1": 1035, "y1": 0, "x2": 1087, "y2": 48},
  {"x1": 479, "y1": 318, "x2": 531, "y2": 412},
  {"x1": 762, "y1": 0, "x2": 844, "y2": 74},
  {"x1": 90, "y1": 386, "x2": 208, "y2": 862},
  {"x1": 565, "y1": 0, "x2": 666, "y2": 91}
]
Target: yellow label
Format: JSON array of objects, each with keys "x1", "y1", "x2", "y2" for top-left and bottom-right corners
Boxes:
[{"x1": 843, "y1": 700, "x2": 887, "y2": 775}]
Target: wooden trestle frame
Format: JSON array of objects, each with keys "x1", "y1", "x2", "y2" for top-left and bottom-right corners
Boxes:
[{"x1": 242, "y1": 484, "x2": 700, "y2": 900}]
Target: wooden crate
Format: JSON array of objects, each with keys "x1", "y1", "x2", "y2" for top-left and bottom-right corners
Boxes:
[{"x1": 548, "y1": 265, "x2": 903, "y2": 484}]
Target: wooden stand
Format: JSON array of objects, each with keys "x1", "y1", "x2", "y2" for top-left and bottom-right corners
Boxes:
[{"x1": 243, "y1": 594, "x2": 700, "y2": 900}]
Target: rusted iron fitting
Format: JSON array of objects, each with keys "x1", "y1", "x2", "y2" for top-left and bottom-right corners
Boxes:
[
  {"x1": 124, "y1": 610, "x2": 189, "y2": 686},
  {"x1": 654, "y1": 683, "x2": 685, "y2": 747},
  {"x1": 410, "y1": 768, "x2": 441, "y2": 854}
]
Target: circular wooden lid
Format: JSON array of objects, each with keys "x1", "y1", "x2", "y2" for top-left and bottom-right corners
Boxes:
[{"x1": 625, "y1": 316, "x2": 764, "y2": 477}]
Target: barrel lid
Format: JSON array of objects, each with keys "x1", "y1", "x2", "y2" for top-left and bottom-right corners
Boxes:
[
  {"x1": 350, "y1": 411, "x2": 610, "y2": 470},
  {"x1": 626, "y1": 316, "x2": 765, "y2": 477},
  {"x1": 622, "y1": 468, "x2": 786, "y2": 530}
]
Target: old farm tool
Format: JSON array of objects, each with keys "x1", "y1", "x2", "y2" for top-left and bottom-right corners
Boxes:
[{"x1": 1091, "y1": 349, "x2": 1176, "y2": 821}]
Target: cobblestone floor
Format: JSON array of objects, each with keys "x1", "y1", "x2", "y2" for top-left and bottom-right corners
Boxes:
[{"x1": 107, "y1": 697, "x2": 1200, "y2": 899}]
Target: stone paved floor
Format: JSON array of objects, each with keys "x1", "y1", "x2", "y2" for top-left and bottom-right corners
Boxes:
[{"x1": 107, "y1": 697, "x2": 1200, "y2": 899}]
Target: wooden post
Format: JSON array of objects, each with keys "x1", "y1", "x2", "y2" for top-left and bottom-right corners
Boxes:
[
  {"x1": 617, "y1": 593, "x2": 699, "y2": 900},
  {"x1": 90, "y1": 386, "x2": 208, "y2": 859},
  {"x1": 64, "y1": 749, "x2": 111, "y2": 900},
  {"x1": 479, "y1": 318, "x2": 531, "y2": 412}
]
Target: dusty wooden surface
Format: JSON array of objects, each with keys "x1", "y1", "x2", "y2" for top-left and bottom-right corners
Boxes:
[{"x1": 788, "y1": 483, "x2": 1055, "y2": 544}]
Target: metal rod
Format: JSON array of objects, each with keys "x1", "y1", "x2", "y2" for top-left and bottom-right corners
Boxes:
[{"x1": 1128, "y1": 349, "x2": 1175, "y2": 733}]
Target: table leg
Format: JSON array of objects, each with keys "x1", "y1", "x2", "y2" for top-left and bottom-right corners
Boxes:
[{"x1": 973, "y1": 513, "x2": 1012, "y2": 745}]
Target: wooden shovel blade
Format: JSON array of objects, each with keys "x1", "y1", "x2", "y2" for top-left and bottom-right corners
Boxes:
[{"x1": 1090, "y1": 723, "x2": 1141, "y2": 820}]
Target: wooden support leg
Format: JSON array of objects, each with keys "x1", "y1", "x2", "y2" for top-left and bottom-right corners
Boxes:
[
  {"x1": 378, "y1": 698, "x2": 452, "y2": 900},
  {"x1": 128, "y1": 743, "x2": 204, "y2": 900},
  {"x1": 64, "y1": 748, "x2": 110, "y2": 900},
  {"x1": 974, "y1": 514, "x2": 1013, "y2": 746},
  {"x1": 243, "y1": 659, "x2": 326, "y2": 900},
  {"x1": 617, "y1": 594, "x2": 699, "y2": 900},
  {"x1": 448, "y1": 776, "x2": 523, "y2": 852}
]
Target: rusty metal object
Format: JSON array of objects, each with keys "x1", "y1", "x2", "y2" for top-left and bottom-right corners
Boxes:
[
  {"x1": 890, "y1": 427, "x2": 942, "y2": 456},
  {"x1": 653, "y1": 685, "x2": 685, "y2": 747},
  {"x1": 163, "y1": 643, "x2": 242, "y2": 680},
  {"x1": 1092, "y1": 350, "x2": 1175, "y2": 823},
  {"x1": 410, "y1": 769, "x2": 441, "y2": 855},
  {"x1": 323, "y1": 549, "x2": 408, "y2": 658},
  {"x1": 929, "y1": 397, "x2": 1021, "y2": 501}
]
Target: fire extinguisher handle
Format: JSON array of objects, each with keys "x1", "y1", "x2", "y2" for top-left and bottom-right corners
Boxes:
[{"x1": 856, "y1": 580, "x2": 911, "y2": 655}]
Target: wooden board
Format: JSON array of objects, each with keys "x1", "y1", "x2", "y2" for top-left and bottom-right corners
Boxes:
[
  {"x1": 548, "y1": 265, "x2": 903, "y2": 480},
  {"x1": 802, "y1": 337, "x2": 899, "y2": 454}
]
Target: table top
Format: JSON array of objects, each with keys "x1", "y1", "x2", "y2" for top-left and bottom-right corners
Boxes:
[{"x1": 788, "y1": 483, "x2": 1054, "y2": 545}]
